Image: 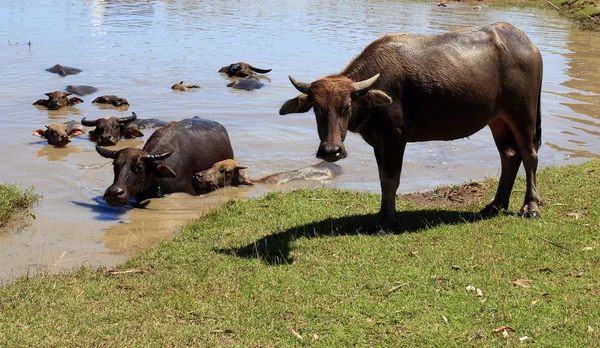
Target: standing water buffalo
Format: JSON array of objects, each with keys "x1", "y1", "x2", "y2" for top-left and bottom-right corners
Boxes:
[
  {"x1": 193, "y1": 159, "x2": 342, "y2": 193},
  {"x1": 82, "y1": 112, "x2": 167, "y2": 146},
  {"x1": 33, "y1": 91, "x2": 84, "y2": 110},
  {"x1": 280, "y1": 22, "x2": 543, "y2": 233},
  {"x1": 219, "y1": 62, "x2": 271, "y2": 78},
  {"x1": 95, "y1": 118, "x2": 234, "y2": 207},
  {"x1": 32, "y1": 120, "x2": 86, "y2": 147}
]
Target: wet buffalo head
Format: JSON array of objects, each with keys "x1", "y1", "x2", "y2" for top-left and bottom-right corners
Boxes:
[
  {"x1": 218, "y1": 62, "x2": 272, "y2": 78},
  {"x1": 279, "y1": 74, "x2": 392, "y2": 162},
  {"x1": 96, "y1": 145, "x2": 176, "y2": 207},
  {"x1": 91, "y1": 95, "x2": 130, "y2": 107},
  {"x1": 33, "y1": 91, "x2": 84, "y2": 110},
  {"x1": 82, "y1": 112, "x2": 143, "y2": 146},
  {"x1": 192, "y1": 159, "x2": 251, "y2": 193},
  {"x1": 32, "y1": 123, "x2": 85, "y2": 147}
]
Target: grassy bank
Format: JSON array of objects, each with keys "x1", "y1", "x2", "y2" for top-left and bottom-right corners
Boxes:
[
  {"x1": 1, "y1": 161, "x2": 599, "y2": 346},
  {"x1": 0, "y1": 183, "x2": 40, "y2": 231},
  {"x1": 485, "y1": 0, "x2": 600, "y2": 31}
]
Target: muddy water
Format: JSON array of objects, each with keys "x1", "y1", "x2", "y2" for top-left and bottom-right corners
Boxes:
[{"x1": 1, "y1": 1, "x2": 599, "y2": 283}]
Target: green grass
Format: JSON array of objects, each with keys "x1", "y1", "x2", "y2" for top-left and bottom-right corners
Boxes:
[
  {"x1": 485, "y1": 0, "x2": 600, "y2": 31},
  {"x1": 1, "y1": 161, "x2": 599, "y2": 346},
  {"x1": 0, "y1": 183, "x2": 41, "y2": 231}
]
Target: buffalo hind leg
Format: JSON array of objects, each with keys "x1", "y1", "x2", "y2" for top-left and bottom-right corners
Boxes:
[
  {"x1": 372, "y1": 142, "x2": 406, "y2": 234},
  {"x1": 481, "y1": 117, "x2": 522, "y2": 216},
  {"x1": 511, "y1": 119, "x2": 541, "y2": 218}
]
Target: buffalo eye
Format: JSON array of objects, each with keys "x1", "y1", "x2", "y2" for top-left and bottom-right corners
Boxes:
[
  {"x1": 133, "y1": 163, "x2": 144, "y2": 173},
  {"x1": 341, "y1": 104, "x2": 351, "y2": 116},
  {"x1": 113, "y1": 124, "x2": 119, "y2": 129}
]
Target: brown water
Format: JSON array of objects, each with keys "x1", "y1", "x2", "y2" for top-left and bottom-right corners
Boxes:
[{"x1": 1, "y1": 1, "x2": 599, "y2": 283}]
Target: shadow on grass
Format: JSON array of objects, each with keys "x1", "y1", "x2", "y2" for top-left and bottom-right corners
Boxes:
[{"x1": 215, "y1": 209, "x2": 489, "y2": 265}]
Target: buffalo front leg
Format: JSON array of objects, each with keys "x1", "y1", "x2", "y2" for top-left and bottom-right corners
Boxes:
[{"x1": 372, "y1": 142, "x2": 406, "y2": 234}]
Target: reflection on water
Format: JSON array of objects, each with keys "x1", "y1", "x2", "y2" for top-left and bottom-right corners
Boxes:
[{"x1": 1, "y1": 0, "x2": 599, "y2": 283}]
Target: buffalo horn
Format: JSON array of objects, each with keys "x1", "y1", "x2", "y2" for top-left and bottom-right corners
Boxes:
[
  {"x1": 249, "y1": 65, "x2": 272, "y2": 74},
  {"x1": 235, "y1": 165, "x2": 248, "y2": 170},
  {"x1": 141, "y1": 151, "x2": 172, "y2": 162},
  {"x1": 352, "y1": 74, "x2": 381, "y2": 94},
  {"x1": 81, "y1": 117, "x2": 98, "y2": 126},
  {"x1": 95, "y1": 145, "x2": 118, "y2": 159},
  {"x1": 289, "y1": 76, "x2": 311, "y2": 94},
  {"x1": 118, "y1": 112, "x2": 137, "y2": 124}
]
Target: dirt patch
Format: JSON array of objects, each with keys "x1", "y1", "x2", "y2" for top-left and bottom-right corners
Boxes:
[{"x1": 401, "y1": 182, "x2": 485, "y2": 208}]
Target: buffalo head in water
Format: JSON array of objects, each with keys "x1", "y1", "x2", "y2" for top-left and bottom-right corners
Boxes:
[
  {"x1": 82, "y1": 112, "x2": 144, "y2": 146},
  {"x1": 33, "y1": 91, "x2": 84, "y2": 110},
  {"x1": 92, "y1": 95, "x2": 130, "y2": 107},
  {"x1": 32, "y1": 120, "x2": 85, "y2": 147},
  {"x1": 218, "y1": 62, "x2": 271, "y2": 78}
]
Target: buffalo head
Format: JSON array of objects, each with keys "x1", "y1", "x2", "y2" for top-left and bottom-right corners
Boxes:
[
  {"x1": 279, "y1": 74, "x2": 392, "y2": 162},
  {"x1": 82, "y1": 112, "x2": 143, "y2": 146},
  {"x1": 218, "y1": 62, "x2": 272, "y2": 78},
  {"x1": 192, "y1": 159, "x2": 251, "y2": 193},
  {"x1": 96, "y1": 145, "x2": 176, "y2": 207},
  {"x1": 33, "y1": 91, "x2": 84, "y2": 110},
  {"x1": 32, "y1": 122, "x2": 85, "y2": 147}
]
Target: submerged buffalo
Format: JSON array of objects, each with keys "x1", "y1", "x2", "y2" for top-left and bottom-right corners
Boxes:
[
  {"x1": 46, "y1": 64, "x2": 82, "y2": 76},
  {"x1": 227, "y1": 77, "x2": 264, "y2": 91},
  {"x1": 66, "y1": 85, "x2": 98, "y2": 96},
  {"x1": 218, "y1": 62, "x2": 271, "y2": 78},
  {"x1": 95, "y1": 117, "x2": 234, "y2": 207},
  {"x1": 171, "y1": 81, "x2": 201, "y2": 91},
  {"x1": 92, "y1": 95, "x2": 130, "y2": 107},
  {"x1": 32, "y1": 120, "x2": 85, "y2": 147},
  {"x1": 193, "y1": 159, "x2": 342, "y2": 194},
  {"x1": 82, "y1": 112, "x2": 167, "y2": 146},
  {"x1": 280, "y1": 22, "x2": 543, "y2": 233},
  {"x1": 33, "y1": 91, "x2": 83, "y2": 110}
]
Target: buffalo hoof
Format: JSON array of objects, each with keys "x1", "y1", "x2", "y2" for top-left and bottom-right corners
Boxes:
[
  {"x1": 479, "y1": 202, "x2": 505, "y2": 217},
  {"x1": 519, "y1": 203, "x2": 541, "y2": 219}
]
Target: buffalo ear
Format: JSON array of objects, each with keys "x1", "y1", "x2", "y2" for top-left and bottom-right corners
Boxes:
[
  {"x1": 279, "y1": 94, "x2": 312, "y2": 115},
  {"x1": 123, "y1": 127, "x2": 144, "y2": 139},
  {"x1": 153, "y1": 164, "x2": 176, "y2": 178},
  {"x1": 69, "y1": 128, "x2": 85, "y2": 137},
  {"x1": 33, "y1": 129, "x2": 46, "y2": 138},
  {"x1": 355, "y1": 89, "x2": 392, "y2": 107},
  {"x1": 69, "y1": 97, "x2": 84, "y2": 105}
]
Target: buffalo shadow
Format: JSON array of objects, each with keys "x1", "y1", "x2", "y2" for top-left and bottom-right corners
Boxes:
[{"x1": 215, "y1": 209, "x2": 491, "y2": 266}]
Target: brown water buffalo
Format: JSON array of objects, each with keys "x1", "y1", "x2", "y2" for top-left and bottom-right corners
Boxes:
[
  {"x1": 33, "y1": 91, "x2": 84, "y2": 110},
  {"x1": 32, "y1": 120, "x2": 86, "y2": 147},
  {"x1": 171, "y1": 81, "x2": 201, "y2": 91},
  {"x1": 82, "y1": 112, "x2": 167, "y2": 146},
  {"x1": 92, "y1": 95, "x2": 130, "y2": 107},
  {"x1": 280, "y1": 22, "x2": 543, "y2": 234},
  {"x1": 66, "y1": 85, "x2": 98, "y2": 96},
  {"x1": 95, "y1": 117, "x2": 234, "y2": 207},
  {"x1": 46, "y1": 64, "x2": 82, "y2": 76},
  {"x1": 227, "y1": 77, "x2": 264, "y2": 91},
  {"x1": 218, "y1": 62, "x2": 271, "y2": 78},
  {"x1": 193, "y1": 159, "x2": 342, "y2": 193}
]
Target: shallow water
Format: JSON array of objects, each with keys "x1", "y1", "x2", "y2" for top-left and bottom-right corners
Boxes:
[{"x1": 1, "y1": 0, "x2": 599, "y2": 283}]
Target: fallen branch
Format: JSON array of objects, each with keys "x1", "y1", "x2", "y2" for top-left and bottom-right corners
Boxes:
[
  {"x1": 533, "y1": 234, "x2": 574, "y2": 252},
  {"x1": 105, "y1": 268, "x2": 146, "y2": 276},
  {"x1": 544, "y1": 0, "x2": 560, "y2": 11}
]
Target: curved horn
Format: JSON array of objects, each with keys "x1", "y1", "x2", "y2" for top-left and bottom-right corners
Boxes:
[
  {"x1": 141, "y1": 151, "x2": 172, "y2": 162},
  {"x1": 352, "y1": 74, "x2": 380, "y2": 94},
  {"x1": 289, "y1": 76, "x2": 311, "y2": 94},
  {"x1": 118, "y1": 112, "x2": 137, "y2": 124},
  {"x1": 95, "y1": 145, "x2": 118, "y2": 159},
  {"x1": 81, "y1": 117, "x2": 98, "y2": 127},
  {"x1": 235, "y1": 165, "x2": 248, "y2": 170},
  {"x1": 248, "y1": 65, "x2": 272, "y2": 74}
]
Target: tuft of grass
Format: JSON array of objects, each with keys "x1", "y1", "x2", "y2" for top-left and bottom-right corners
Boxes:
[
  {"x1": 0, "y1": 161, "x2": 599, "y2": 346},
  {"x1": 0, "y1": 183, "x2": 41, "y2": 231}
]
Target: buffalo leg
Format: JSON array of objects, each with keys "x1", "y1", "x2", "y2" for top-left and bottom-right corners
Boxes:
[
  {"x1": 482, "y1": 117, "x2": 522, "y2": 216},
  {"x1": 373, "y1": 141, "x2": 406, "y2": 233},
  {"x1": 510, "y1": 121, "x2": 541, "y2": 218}
]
